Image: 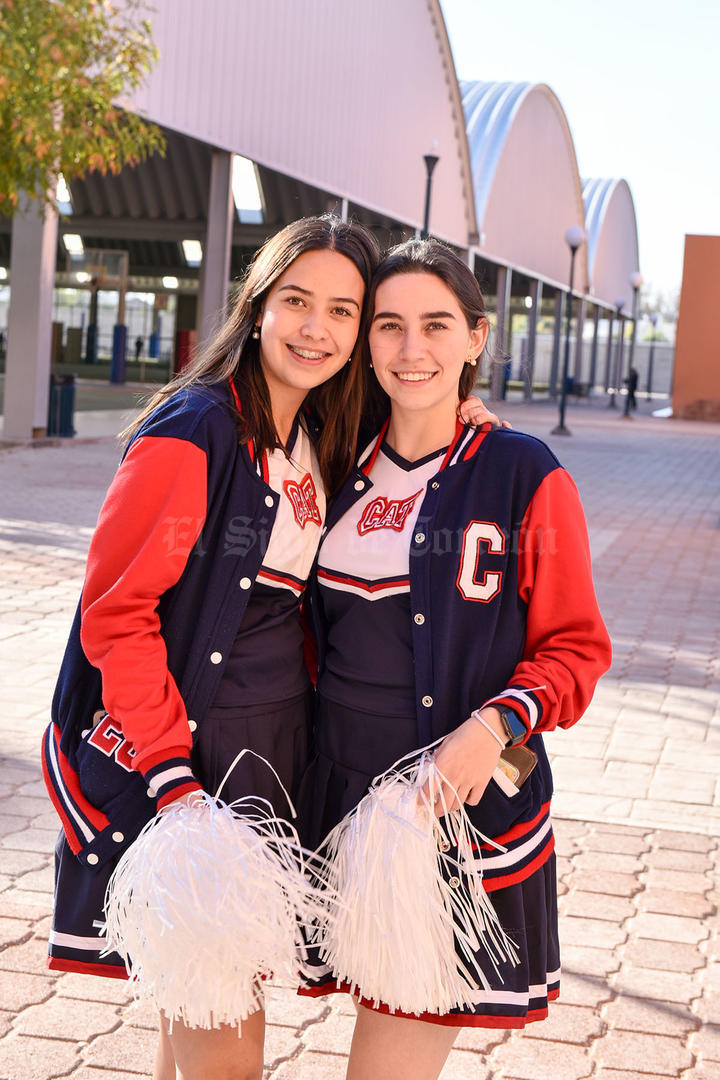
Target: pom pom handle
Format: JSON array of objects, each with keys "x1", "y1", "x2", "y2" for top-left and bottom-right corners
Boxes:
[{"x1": 214, "y1": 747, "x2": 297, "y2": 819}]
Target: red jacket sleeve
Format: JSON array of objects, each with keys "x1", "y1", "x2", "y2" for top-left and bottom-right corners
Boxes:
[
  {"x1": 483, "y1": 467, "x2": 612, "y2": 738},
  {"x1": 80, "y1": 434, "x2": 207, "y2": 805}
]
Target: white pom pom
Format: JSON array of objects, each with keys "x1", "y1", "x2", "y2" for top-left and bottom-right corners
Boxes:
[
  {"x1": 103, "y1": 791, "x2": 329, "y2": 1031},
  {"x1": 313, "y1": 750, "x2": 519, "y2": 1016}
]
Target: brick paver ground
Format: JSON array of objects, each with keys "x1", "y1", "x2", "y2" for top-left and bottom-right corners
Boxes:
[{"x1": 0, "y1": 392, "x2": 718, "y2": 1079}]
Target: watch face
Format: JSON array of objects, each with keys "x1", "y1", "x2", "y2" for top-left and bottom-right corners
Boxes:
[{"x1": 501, "y1": 708, "x2": 526, "y2": 744}]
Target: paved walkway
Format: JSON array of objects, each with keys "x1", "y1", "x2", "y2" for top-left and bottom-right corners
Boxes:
[{"x1": 0, "y1": 395, "x2": 718, "y2": 1079}]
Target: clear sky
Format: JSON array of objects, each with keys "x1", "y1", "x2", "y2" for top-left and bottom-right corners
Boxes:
[{"x1": 440, "y1": 0, "x2": 720, "y2": 301}]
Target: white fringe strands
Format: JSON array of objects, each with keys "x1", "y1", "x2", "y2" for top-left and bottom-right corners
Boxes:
[
  {"x1": 103, "y1": 766, "x2": 334, "y2": 1031},
  {"x1": 313, "y1": 749, "x2": 520, "y2": 1016}
]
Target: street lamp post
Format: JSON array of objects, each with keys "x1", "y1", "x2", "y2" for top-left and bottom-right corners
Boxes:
[
  {"x1": 623, "y1": 271, "x2": 643, "y2": 417},
  {"x1": 421, "y1": 147, "x2": 439, "y2": 239},
  {"x1": 551, "y1": 224, "x2": 585, "y2": 436},
  {"x1": 608, "y1": 298, "x2": 625, "y2": 408},
  {"x1": 646, "y1": 313, "x2": 659, "y2": 399}
]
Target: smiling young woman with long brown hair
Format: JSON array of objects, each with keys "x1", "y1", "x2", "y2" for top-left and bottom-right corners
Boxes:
[
  {"x1": 299, "y1": 238, "x2": 612, "y2": 1080},
  {"x1": 43, "y1": 216, "x2": 381, "y2": 1080}
]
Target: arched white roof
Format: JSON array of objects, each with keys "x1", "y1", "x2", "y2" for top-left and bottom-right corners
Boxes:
[
  {"x1": 462, "y1": 81, "x2": 587, "y2": 288},
  {"x1": 583, "y1": 178, "x2": 640, "y2": 309},
  {"x1": 124, "y1": 0, "x2": 476, "y2": 245}
]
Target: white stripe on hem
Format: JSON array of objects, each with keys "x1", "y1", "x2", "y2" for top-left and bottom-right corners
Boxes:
[
  {"x1": 478, "y1": 815, "x2": 552, "y2": 872},
  {"x1": 49, "y1": 929, "x2": 107, "y2": 951}
]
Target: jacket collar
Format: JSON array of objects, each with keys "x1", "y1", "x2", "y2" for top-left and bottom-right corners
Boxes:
[{"x1": 358, "y1": 417, "x2": 494, "y2": 479}]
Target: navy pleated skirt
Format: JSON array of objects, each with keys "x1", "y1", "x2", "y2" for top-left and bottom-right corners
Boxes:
[
  {"x1": 297, "y1": 695, "x2": 560, "y2": 1029},
  {"x1": 48, "y1": 691, "x2": 311, "y2": 978}
]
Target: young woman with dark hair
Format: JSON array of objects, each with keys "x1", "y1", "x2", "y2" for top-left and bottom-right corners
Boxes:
[
  {"x1": 300, "y1": 238, "x2": 612, "y2": 1080},
  {"x1": 42, "y1": 216, "x2": 381, "y2": 1080}
]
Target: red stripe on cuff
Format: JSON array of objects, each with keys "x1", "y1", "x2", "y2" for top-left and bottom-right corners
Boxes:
[{"x1": 156, "y1": 780, "x2": 203, "y2": 810}]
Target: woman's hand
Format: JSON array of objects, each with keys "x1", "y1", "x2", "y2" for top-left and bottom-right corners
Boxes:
[
  {"x1": 457, "y1": 396, "x2": 512, "y2": 429},
  {"x1": 164, "y1": 788, "x2": 207, "y2": 810},
  {"x1": 421, "y1": 708, "x2": 506, "y2": 815}
]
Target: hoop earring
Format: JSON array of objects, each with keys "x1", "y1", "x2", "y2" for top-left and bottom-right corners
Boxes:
[{"x1": 252, "y1": 325, "x2": 260, "y2": 340}]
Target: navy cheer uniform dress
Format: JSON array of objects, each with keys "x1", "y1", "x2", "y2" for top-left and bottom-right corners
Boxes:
[
  {"x1": 43, "y1": 384, "x2": 325, "y2": 978},
  {"x1": 299, "y1": 420, "x2": 612, "y2": 1028}
]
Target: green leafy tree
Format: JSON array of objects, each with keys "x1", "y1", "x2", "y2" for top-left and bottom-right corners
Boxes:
[{"x1": 0, "y1": 0, "x2": 165, "y2": 210}]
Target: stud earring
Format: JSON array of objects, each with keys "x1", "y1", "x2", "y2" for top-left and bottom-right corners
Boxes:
[
  {"x1": 466, "y1": 353, "x2": 477, "y2": 367},
  {"x1": 251, "y1": 325, "x2": 260, "y2": 340}
]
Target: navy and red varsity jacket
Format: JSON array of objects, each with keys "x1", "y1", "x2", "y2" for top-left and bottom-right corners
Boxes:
[
  {"x1": 41, "y1": 382, "x2": 295, "y2": 872},
  {"x1": 306, "y1": 419, "x2": 612, "y2": 891}
]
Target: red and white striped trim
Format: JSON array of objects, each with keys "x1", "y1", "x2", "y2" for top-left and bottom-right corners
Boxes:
[
  {"x1": 445, "y1": 425, "x2": 477, "y2": 468},
  {"x1": 146, "y1": 764, "x2": 194, "y2": 796},
  {"x1": 256, "y1": 567, "x2": 305, "y2": 597},
  {"x1": 483, "y1": 686, "x2": 541, "y2": 731},
  {"x1": 359, "y1": 419, "x2": 390, "y2": 476},
  {"x1": 479, "y1": 815, "x2": 552, "y2": 874},
  {"x1": 317, "y1": 568, "x2": 410, "y2": 600},
  {"x1": 41, "y1": 723, "x2": 109, "y2": 854}
]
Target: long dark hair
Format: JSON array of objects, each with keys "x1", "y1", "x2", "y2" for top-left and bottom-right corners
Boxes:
[
  {"x1": 123, "y1": 216, "x2": 380, "y2": 494},
  {"x1": 362, "y1": 238, "x2": 488, "y2": 432}
]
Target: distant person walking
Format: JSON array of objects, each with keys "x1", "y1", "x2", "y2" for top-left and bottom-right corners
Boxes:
[
  {"x1": 134, "y1": 335, "x2": 144, "y2": 363},
  {"x1": 627, "y1": 366, "x2": 639, "y2": 409}
]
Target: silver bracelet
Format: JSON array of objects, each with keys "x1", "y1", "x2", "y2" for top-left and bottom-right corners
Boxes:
[{"x1": 469, "y1": 709, "x2": 506, "y2": 750}]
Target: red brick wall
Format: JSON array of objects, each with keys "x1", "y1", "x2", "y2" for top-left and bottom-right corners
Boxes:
[{"x1": 673, "y1": 235, "x2": 720, "y2": 421}]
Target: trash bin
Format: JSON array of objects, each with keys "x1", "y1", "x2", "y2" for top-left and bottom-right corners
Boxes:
[{"x1": 47, "y1": 374, "x2": 76, "y2": 437}]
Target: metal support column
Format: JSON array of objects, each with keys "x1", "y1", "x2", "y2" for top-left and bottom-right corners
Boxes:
[
  {"x1": 3, "y1": 196, "x2": 59, "y2": 439},
  {"x1": 549, "y1": 291, "x2": 564, "y2": 399},
  {"x1": 588, "y1": 305, "x2": 601, "y2": 390},
  {"x1": 524, "y1": 279, "x2": 542, "y2": 400},
  {"x1": 609, "y1": 317, "x2": 625, "y2": 408},
  {"x1": 491, "y1": 265, "x2": 511, "y2": 400},
  {"x1": 572, "y1": 299, "x2": 586, "y2": 382},
  {"x1": 603, "y1": 312, "x2": 615, "y2": 392},
  {"x1": 197, "y1": 149, "x2": 235, "y2": 349}
]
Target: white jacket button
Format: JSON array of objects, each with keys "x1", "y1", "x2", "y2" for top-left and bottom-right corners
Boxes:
[
  {"x1": 431, "y1": 481, "x2": 440, "y2": 491},
  {"x1": 112, "y1": 831, "x2": 124, "y2": 843},
  {"x1": 210, "y1": 651, "x2": 222, "y2": 664},
  {"x1": 354, "y1": 480, "x2": 365, "y2": 491},
  {"x1": 188, "y1": 720, "x2": 197, "y2": 732},
  {"x1": 422, "y1": 695, "x2": 433, "y2": 707},
  {"x1": 415, "y1": 532, "x2": 425, "y2": 544},
  {"x1": 414, "y1": 613, "x2": 425, "y2": 626},
  {"x1": 239, "y1": 576, "x2": 252, "y2": 590},
  {"x1": 87, "y1": 853, "x2": 99, "y2": 865},
  {"x1": 265, "y1": 495, "x2": 274, "y2": 507}
]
